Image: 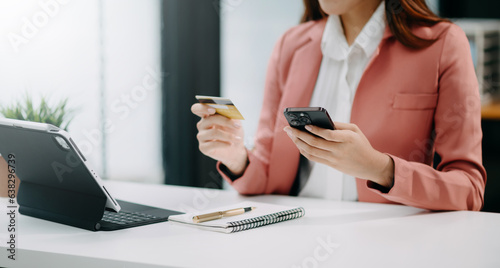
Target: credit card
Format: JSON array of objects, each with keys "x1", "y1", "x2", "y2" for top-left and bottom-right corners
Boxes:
[{"x1": 195, "y1": 95, "x2": 245, "y2": 120}]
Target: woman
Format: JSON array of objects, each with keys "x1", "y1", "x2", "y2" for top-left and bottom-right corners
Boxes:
[{"x1": 191, "y1": 0, "x2": 486, "y2": 211}]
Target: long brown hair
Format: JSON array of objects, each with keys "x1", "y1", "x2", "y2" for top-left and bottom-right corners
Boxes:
[{"x1": 301, "y1": 0, "x2": 449, "y2": 49}]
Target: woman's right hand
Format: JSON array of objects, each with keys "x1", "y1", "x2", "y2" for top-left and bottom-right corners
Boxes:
[{"x1": 191, "y1": 103, "x2": 248, "y2": 176}]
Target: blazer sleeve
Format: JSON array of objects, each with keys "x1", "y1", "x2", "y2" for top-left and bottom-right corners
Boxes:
[
  {"x1": 368, "y1": 24, "x2": 487, "y2": 211},
  {"x1": 216, "y1": 33, "x2": 286, "y2": 195}
]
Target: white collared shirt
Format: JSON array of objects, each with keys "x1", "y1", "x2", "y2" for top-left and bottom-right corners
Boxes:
[{"x1": 299, "y1": 1, "x2": 386, "y2": 201}]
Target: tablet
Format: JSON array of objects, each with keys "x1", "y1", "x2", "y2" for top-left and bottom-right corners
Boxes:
[{"x1": 0, "y1": 118, "x2": 121, "y2": 212}]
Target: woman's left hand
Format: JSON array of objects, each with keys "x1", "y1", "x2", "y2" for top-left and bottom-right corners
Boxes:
[{"x1": 284, "y1": 122, "x2": 394, "y2": 188}]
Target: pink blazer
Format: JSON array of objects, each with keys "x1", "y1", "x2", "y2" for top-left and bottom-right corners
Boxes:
[{"x1": 218, "y1": 19, "x2": 487, "y2": 211}]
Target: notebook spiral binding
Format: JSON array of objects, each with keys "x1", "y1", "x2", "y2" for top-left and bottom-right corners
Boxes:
[{"x1": 227, "y1": 207, "x2": 305, "y2": 233}]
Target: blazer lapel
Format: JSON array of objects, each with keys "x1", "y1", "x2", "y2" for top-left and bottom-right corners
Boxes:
[
  {"x1": 267, "y1": 20, "x2": 326, "y2": 194},
  {"x1": 286, "y1": 20, "x2": 326, "y2": 108}
]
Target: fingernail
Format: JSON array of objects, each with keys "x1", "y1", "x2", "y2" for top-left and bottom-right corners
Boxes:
[
  {"x1": 207, "y1": 108, "x2": 216, "y2": 114},
  {"x1": 233, "y1": 122, "x2": 241, "y2": 128},
  {"x1": 305, "y1": 125, "x2": 312, "y2": 131},
  {"x1": 235, "y1": 136, "x2": 242, "y2": 140},
  {"x1": 283, "y1": 127, "x2": 292, "y2": 137}
]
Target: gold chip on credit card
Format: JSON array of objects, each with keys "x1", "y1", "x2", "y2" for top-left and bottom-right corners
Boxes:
[{"x1": 195, "y1": 95, "x2": 245, "y2": 120}]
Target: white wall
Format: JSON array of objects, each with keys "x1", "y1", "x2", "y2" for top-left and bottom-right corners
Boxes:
[
  {"x1": 102, "y1": 0, "x2": 163, "y2": 183},
  {"x1": 0, "y1": 0, "x2": 162, "y2": 183},
  {"x1": 427, "y1": 0, "x2": 440, "y2": 14}
]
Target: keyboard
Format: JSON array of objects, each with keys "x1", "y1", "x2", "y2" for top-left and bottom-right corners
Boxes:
[
  {"x1": 95, "y1": 200, "x2": 182, "y2": 231},
  {"x1": 102, "y1": 210, "x2": 159, "y2": 225}
]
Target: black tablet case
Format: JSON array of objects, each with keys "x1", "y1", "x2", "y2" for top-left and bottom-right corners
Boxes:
[{"x1": 0, "y1": 124, "x2": 107, "y2": 231}]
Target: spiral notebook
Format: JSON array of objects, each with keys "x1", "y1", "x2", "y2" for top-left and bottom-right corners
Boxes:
[{"x1": 168, "y1": 202, "x2": 305, "y2": 233}]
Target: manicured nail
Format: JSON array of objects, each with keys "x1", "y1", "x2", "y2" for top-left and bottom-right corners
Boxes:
[
  {"x1": 305, "y1": 125, "x2": 312, "y2": 131},
  {"x1": 207, "y1": 108, "x2": 216, "y2": 114}
]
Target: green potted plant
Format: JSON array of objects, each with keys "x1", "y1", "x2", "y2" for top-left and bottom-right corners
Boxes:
[{"x1": 0, "y1": 95, "x2": 73, "y2": 197}]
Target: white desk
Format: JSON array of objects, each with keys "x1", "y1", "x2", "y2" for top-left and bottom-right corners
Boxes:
[{"x1": 1, "y1": 181, "x2": 499, "y2": 268}]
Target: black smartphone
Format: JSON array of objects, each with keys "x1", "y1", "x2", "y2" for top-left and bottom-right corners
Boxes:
[{"x1": 284, "y1": 107, "x2": 335, "y2": 132}]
